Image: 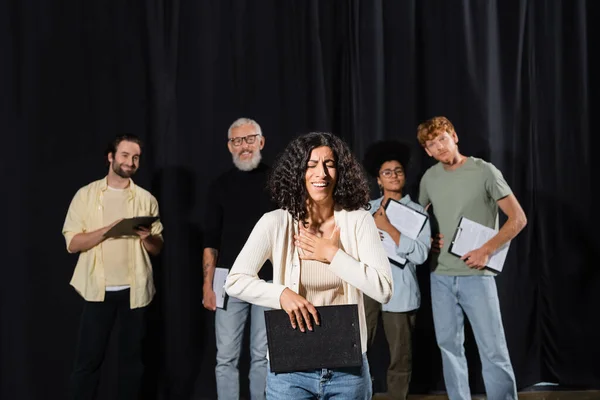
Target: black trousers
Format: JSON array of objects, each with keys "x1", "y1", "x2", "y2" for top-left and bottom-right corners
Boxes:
[
  {"x1": 364, "y1": 294, "x2": 416, "y2": 400},
  {"x1": 70, "y1": 289, "x2": 146, "y2": 400}
]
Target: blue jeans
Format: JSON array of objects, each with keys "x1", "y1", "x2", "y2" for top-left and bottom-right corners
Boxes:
[
  {"x1": 215, "y1": 300, "x2": 268, "y2": 400},
  {"x1": 430, "y1": 274, "x2": 517, "y2": 400},
  {"x1": 266, "y1": 353, "x2": 371, "y2": 399}
]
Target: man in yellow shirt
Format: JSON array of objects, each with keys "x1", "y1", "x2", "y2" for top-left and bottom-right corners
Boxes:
[{"x1": 62, "y1": 134, "x2": 163, "y2": 400}]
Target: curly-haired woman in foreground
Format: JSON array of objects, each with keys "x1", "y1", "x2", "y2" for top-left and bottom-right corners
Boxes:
[{"x1": 225, "y1": 132, "x2": 393, "y2": 399}]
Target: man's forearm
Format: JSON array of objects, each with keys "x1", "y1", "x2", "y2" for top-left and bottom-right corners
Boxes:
[
  {"x1": 68, "y1": 228, "x2": 109, "y2": 253},
  {"x1": 203, "y1": 248, "x2": 218, "y2": 288},
  {"x1": 142, "y1": 235, "x2": 163, "y2": 256},
  {"x1": 484, "y1": 216, "x2": 527, "y2": 254}
]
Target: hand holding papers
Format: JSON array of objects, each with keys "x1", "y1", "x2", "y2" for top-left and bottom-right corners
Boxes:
[
  {"x1": 448, "y1": 217, "x2": 510, "y2": 272},
  {"x1": 384, "y1": 199, "x2": 428, "y2": 240},
  {"x1": 212, "y1": 267, "x2": 229, "y2": 309},
  {"x1": 379, "y1": 229, "x2": 406, "y2": 268},
  {"x1": 104, "y1": 216, "x2": 159, "y2": 238},
  {"x1": 377, "y1": 199, "x2": 428, "y2": 268}
]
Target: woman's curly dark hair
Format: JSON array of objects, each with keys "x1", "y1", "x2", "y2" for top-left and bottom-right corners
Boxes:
[
  {"x1": 268, "y1": 132, "x2": 371, "y2": 222},
  {"x1": 362, "y1": 140, "x2": 412, "y2": 178}
]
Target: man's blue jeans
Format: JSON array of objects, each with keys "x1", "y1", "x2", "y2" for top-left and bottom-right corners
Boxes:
[
  {"x1": 266, "y1": 353, "x2": 371, "y2": 399},
  {"x1": 215, "y1": 300, "x2": 268, "y2": 400},
  {"x1": 430, "y1": 273, "x2": 517, "y2": 400}
]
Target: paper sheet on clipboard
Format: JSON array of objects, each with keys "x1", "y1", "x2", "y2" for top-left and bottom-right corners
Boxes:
[
  {"x1": 449, "y1": 217, "x2": 510, "y2": 272},
  {"x1": 384, "y1": 199, "x2": 428, "y2": 240},
  {"x1": 212, "y1": 267, "x2": 229, "y2": 308},
  {"x1": 379, "y1": 229, "x2": 406, "y2": 267}
]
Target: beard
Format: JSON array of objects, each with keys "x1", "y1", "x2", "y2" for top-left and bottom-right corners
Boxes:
[
  {"x1": 112, "y1": 162, "x2": 137, "y2": 178},
  {"x1": 232, "y1": 149, "x2": 262, "y2": 171}
]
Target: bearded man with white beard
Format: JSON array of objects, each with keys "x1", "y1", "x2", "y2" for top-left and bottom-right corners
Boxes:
[{"x1": 202, "y1": 118, "x2": 275, "y2": 400}]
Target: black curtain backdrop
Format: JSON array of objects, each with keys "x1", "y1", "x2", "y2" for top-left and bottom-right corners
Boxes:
[{"x1": 1, "y1": 1, "x2": 598, "y2": 399}]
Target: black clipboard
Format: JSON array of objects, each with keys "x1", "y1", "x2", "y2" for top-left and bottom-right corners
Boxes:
[
  {"x1": 383, "y1": 198, "x2": 429, "y2": 239},
  {"x1": 448, "y1": 216, "x2": 509, "y2": 273},
  {"x1": 104, "y1": 216, "x2": 159, "y2": 238},
  {"x1": 264, "y1": 304, "x2": 362, "y2": 373},
  {"x1": 447, "y1": 216, "x2": 465, "y2": 259},
  {"x1": 388, "y1": 257, "x2": 406, "y2": 269}
]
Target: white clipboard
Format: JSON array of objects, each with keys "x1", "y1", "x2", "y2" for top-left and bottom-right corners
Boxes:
[
  {"x1": 378, "y1": 229, "x2": 407, "y2": 268},
  {"x1": 448, "y1": 217, "x2": 510, "y2": 273},
  {"x1": 213, "y1": 267, "x2": 229, "y2": 309},
  {"x1": 384, "y1": 199, "x2": 428, "y2": 240}
]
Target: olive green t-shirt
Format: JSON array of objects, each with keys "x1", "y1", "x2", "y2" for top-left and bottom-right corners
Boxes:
[{"x1": 418, "y1": 157, "x2": 512, "y2": 276}]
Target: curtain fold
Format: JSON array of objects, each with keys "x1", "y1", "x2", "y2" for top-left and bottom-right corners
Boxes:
[{"x1": 0, "y1": 1, "x2": 596, "y2": 398}]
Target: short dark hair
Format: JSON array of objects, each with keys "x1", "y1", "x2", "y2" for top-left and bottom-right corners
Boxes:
[
  {"x1": 268, "y1": 132, "x2": 371, "y2": 223},
  {"x1": 363, "y1": 140, "x2": 412, "y2": 177},
  {"x1": 105, "y1": 134, "x2": 143, "y2": 164}
]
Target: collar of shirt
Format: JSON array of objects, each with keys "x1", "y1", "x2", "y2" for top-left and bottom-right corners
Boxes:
[{"x1": 98, "y1": 176, "x2": 137, "y2": 203}]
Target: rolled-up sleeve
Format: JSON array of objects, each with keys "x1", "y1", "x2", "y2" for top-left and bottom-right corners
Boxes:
[
  {"x1": 62, "y1": 189, "x2": 87, "y2": 253},
  {"x1": 149, "y1": 196, "x2": 164, "y2": 239}
]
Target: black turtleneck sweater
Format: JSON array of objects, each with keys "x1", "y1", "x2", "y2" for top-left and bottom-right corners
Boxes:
[{"x1": 203, "y1": 162, "x2": 275, "y2": 280}]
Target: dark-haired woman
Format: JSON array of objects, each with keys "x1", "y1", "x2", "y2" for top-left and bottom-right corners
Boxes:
[
  {"x1": 225, "y1": 132, "x2": 393, "y2": 399},
  {"x1": 362, "y1": 140, "x2": 431, "y2": 400}
]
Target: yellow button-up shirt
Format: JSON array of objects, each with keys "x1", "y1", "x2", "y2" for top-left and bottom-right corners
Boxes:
[{"x1": 62, "y1": 177, "x2": 164, "y2": 308}]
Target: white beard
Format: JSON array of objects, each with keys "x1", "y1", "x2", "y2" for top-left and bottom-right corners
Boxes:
[{"x1": 233, "y1": 150, "x2": 262, "y2": 171}]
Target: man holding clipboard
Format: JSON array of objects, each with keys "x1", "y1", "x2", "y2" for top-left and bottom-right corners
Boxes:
[
  {"x1": 417, "y1": 117, "x2": 527, "y2": 400},
  {"x1": 62, "y1": 134, "x2": 164, "y2": 399}
]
